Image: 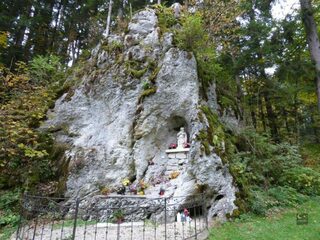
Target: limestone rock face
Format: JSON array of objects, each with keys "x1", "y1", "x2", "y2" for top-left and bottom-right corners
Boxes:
[{"x1": 44, "y1": 8, "x2": 236, "y2": 220}]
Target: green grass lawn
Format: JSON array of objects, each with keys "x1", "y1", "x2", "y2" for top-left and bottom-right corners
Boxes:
[{"x1": 209, "y1": 199, "x2": 320, "y2": 240}]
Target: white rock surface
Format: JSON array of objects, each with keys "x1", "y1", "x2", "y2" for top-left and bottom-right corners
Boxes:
[{"x1": 43, "y1": 8, "x2": 236, "y2": 220}]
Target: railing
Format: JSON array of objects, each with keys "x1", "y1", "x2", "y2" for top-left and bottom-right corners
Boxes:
[{"x1": 15, "y1": 194, "x2": 208, "y2": 240}]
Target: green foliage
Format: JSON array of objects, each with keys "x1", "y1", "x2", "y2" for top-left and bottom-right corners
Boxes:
[
  {"x1": 0, "y1": 31, "x2": 7, "y2": 49},
  {"x1": 29, "y1": 55, "x2": 63, "y2": 84},
  {"x1": 225, "y1": 128, "x2": 307, "y2": 214},
  {"x1": 138, "y1": 87, "x2": 157, "y2": 103},
  {"x1": 231, "y1": 129, "x2": 302, "y2": 183},
  {"x1": 128, "y1": 68, "x2": 147, "y2": 78},
  {"x1": 155, "y1": 5, "x2": 178, "y2": 33},
  {"x1": 125, "y1": 60, "x2": 148, "y2": 79},
  {"x1": 268, "y1": 186, "x2": 308, "y2": 207},
  {"x1": 148, "y1": 66, "x2": 160, "y2": 84},
  {"x1": 280, "y1": 167, "x2": 320, "y2": 196},
  {"x1": 101, "y1": 41, "x2": 124, "y2": 53},
  {"x1": 112, "y1": 209, "x2": 124, "y2": 222},
  {"x1": 0, "y1": 189, "x2": 21, "y2": 227},
  {"x1": 175, "y1": 14, "x2": 207, "y2": 51},
  {"x1": 248, "y1": 187, "x2": 307, "y2": 215},
  {"x1": 210, "y1": 199, "x2": 320, "y2": 239},
  {"x1": 0, "y1": 189, "x2": 20, "y2": 210},
  {"x1": 0, "y1": 57, "x2": 67, "y2": 190},
  {"x1": 79, "y1": 49, "x2": 91, "y2": 61},
  {"x1": 301, "y1": 143, "x2": 320, "y2": 170},
  {"x1": 142, "y1": 81, "x2": 151, "y2": 90},
  {"x1": 199, "y1": 106, "x2": 227, "y2": 155},
  {"x1": 175, "y1": 14, "x2": 222, "y2": 95},
  {"x1": 0, "y1": 211, "x2": 19, "y2": 227}
]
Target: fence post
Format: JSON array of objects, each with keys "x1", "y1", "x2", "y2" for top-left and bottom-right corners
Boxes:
[
  {"x1": 194, "y1": 202, "x2": 197, "y2": 239},
  {"x1": 16, "y1": 193, "x2": 27, "y2": 240},
  {"x1": 72, "y1": 198, "x2": 80, "y2": 240},
  {"x1": 164, "y1": 197, "x2": 167, "y2": 240}
]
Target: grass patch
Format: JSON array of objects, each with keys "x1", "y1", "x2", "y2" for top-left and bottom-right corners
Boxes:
[
  {"x1": 138, "y1": 87, "x2": 157, "y2": 103},
  {"x1": 0, "y1": 225, "x2": 17, "y2": 240},
  {"x1": 53, "y1": 219, "x2": 96, "y2": 229},
  {"x1": 209, "y1": 198, "x2": 320, "y2": 240}
]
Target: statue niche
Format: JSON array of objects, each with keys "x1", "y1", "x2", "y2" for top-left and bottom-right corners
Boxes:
[
  {"x1": 177, "y1": 127, "x2": 187, "y2": 149},
  {"x1": 165, "y1": 126, "x2": 190, "y2": 155}
]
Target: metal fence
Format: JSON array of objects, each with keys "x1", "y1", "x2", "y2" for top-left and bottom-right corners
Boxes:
[{"x1": 15, "y1": 194, "x2": 208, "y2": 240}]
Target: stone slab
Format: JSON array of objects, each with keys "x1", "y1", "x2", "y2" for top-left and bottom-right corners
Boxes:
[
  {"x1": 176, "y1": 153, "x2": 187, "y2": 159},
  {"x1": 165, "y1": 148, "x2": 190, "y2": 153}
]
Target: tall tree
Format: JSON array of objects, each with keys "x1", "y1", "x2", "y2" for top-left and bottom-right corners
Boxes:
[
  {"x1": 300, "y1": 0, "x2": 320, "y2": 111},
  {"x1": 105, "y1": 0, "x2": 113, "y2": 38}
]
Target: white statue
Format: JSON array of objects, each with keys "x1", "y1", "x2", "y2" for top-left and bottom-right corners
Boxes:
[{"x1": 177, "y1": 127, "x2": 187, "y2": 149}]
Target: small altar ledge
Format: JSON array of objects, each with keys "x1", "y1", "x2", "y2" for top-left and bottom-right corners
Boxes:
[
  {"x1": 165, "y1": 127, "x2": 190, "y2": 159},
  {"x1": 165, "y1": 148, "x2": 190, "y2": 153}
]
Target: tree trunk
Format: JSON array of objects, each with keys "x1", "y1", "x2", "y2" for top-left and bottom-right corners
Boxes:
[
  {"x1": 105, "y1": 0, "x2": 113, "y2": 38},
  {"x1": 263, "y1": 91, "x2": 279, "y2": 142},
  {"x1": 249, "y1": 97, "x2": 257, "y2": 129},
  {"x1": 300, "y1": 0, "x2": 320, "y2": 111},
  {"x1": 49, "y1": 1, "x2": 63, "y2": 52},
  {"x1": 158, "y1": 0, "x2": 161, "y2": 4},
  {"x1": 259, "y1": 97, "x2": 266, "y2": 131}
]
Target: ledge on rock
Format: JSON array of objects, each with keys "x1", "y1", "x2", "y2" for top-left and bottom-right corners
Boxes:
[{"x1": 165, "y1": 148, "x2": 190, "y2": 153}]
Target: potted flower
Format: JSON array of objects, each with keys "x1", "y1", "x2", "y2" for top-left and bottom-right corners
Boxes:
[
  {"x1": 113, "y1": 210, "x2": 124, "y2": 224},
  {"x1": 136, "y1": 180, "x2": 147, "y2": 195},
  {"x1": 122, "y1": 178, "x2": 130, "y2": 186},
  {"x1": 183, "y1": 143, "x2": 191, "y2": 148},
  {"x1": 100, "y1": 187, "x2": 110, "y2": 196},
  {"x1": 169, "y1": 143, "x2": 177, "y2": 149},
  {"x1": 129, "y1": 184, "x2": 137, "y2": 195},
  {"x1": 159, "y1": 187, "x2": 165, "y2": 196}
]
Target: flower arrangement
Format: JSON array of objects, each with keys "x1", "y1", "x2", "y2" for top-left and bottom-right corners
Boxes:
[
  {"x1": 100, "y1": 187, "x2": 110, "y2": 195},
  {"x1": 129, "y1": 184, "x2": 137, "y2": 194},
  {"x1": 150, "y1": 175, "x2": 168, "y2": 186},
  {"x1": 159, "y1": 187, "x2": 165, "y2": 196},
  {"x1": 183, "y1": 142, "x2": 191, "y2": 148},
  {"x1": 169, "y1": 143, "x2": 177, "y2": 149},
  {"x1": 113, "y1": 210, "x2": 124, "y2": 223},
  {"x1": 122, "y1": 178, "x2": 130, "y2": 186},
  {"x1": 170, "y1": 171, "x2": 180, "y2": 179},
  {"x1": 128, "y1": 180, "x2": 148, "y2": 195},
  {"x1": 137, "y1": 180, "x2": 148, "y2": 195}
]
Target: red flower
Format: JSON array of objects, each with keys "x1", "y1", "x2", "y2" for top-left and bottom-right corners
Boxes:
[
  {"x1": 169, "y1": 143, "x2": 177, "y2": 149},
  {"x1": 183, "y1": 143, "x2": 190, "y2": 148}
]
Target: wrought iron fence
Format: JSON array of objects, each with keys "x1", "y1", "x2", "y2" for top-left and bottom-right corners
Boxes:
[{"x1": 15, "y1": 194, "x2": 208, "y2": 240}]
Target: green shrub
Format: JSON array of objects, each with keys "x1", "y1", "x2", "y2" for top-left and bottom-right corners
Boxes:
[
  {"x1": 226, "y1": 128, "x2": 307, "y2": 214},
  {"x1": 0, "y1": 190, "x2": 20, "y2": 209},
  {"x1": 248, "y1": 188, "x2": 278, "y2": 215},
  {"x1": 0, "y1": 189, "x2": 21, "y2": 227},
  {"x1": 155, "y1": 5, "x2": 178, "y2": 33},
  {"x1": 101, "y1": 41, "x2": 123, "y2": 53},
  {"x1": 29, "y1": 55, "x2": 63, "y2": 84},
  {"x1": 0, "y1": 210, "x2": 20, "y2": 227},
  {"x1": 175, "y1": 14, "x2": 206, "y2": 51},
  {"x1": 280, "y1": 167, "x2": 320, "y2": 196},
  {"x1": 230, "y1": 129, "x2": 302, "y2": 187},
  {"x1": 267, "y1": 186, "x2": 308, "y2": 207},
  {"x1": 248, "y1": 186, "x2": 308, "y2": 215},
  {"x1": 175, "y1": 14, "x2": 222, "y2": 93}
]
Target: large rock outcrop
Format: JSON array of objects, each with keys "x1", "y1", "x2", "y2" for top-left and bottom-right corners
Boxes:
[{"x1": 44, "y1": 8, "x2": 236, "y2": 220}]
